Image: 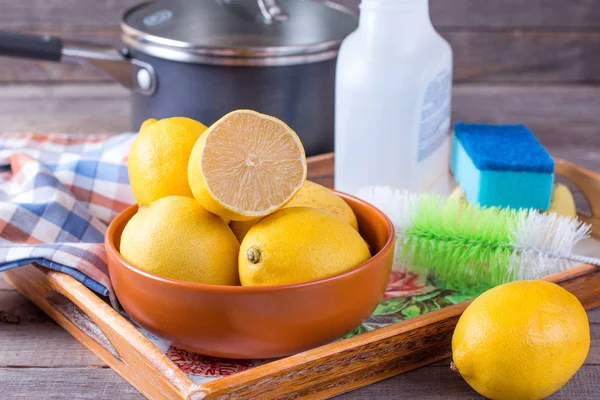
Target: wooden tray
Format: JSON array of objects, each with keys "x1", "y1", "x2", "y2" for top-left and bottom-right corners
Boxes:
[{"x1": 5, "y1": 154, "x2": 600, "y2": 400}]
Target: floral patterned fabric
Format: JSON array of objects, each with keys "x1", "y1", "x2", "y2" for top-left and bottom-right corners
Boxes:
[{"x1": 343, "y1": 272, "x2": 482, "y2": 338}]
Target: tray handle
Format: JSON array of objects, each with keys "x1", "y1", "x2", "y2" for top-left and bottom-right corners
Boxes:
[
  {"x1": 555, "y1": 158, "x2": 600, "y2": 237},
  {"x1": 4, "y1": 266, "x2": 193, "y2": 399}
]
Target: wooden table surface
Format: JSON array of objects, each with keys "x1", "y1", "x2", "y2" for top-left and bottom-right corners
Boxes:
[{"x1": 0, "y1": 83, "x2": 599, "y2": 399}]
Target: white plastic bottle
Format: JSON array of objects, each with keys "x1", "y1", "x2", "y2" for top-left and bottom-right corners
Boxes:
[{"x1": 334, "y1": 0, "x2": 453, "y2": 196}]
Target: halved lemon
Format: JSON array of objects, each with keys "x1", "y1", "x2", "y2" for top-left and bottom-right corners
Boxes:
[{"x1": 188, "y1": 110, "x2": 307, "y2": 221}]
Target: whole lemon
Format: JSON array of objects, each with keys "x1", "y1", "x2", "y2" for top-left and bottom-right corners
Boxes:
[
  {"x1": 229, "y1": 180, "x2": 358, "y2": 242},
  {"x1": 128, "y1": 117, "x2": 207, "y2": 205},
  {"x1": 239, "y1": 207, "x2": 370, "y2": 286},
  {"x1": 452, "y1": 280, "x2": 590, "y2": 400},
  {"x1": 286, "y1": 180, "x2": 358, "y2": 229},
  {"x1": 120, "y1": 196, "x2": 239, "y2": 285},
  {"x1": 229, "y1": 219, "x2": 258, "y2": 243}
]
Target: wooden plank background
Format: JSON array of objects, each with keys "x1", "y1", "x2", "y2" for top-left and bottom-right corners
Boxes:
[{"x1": 1, "y1": 0, "x2": 600, "y2": 83}]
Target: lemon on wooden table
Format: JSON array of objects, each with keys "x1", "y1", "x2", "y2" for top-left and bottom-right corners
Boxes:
[
  {"x1": 452, "y1": 280, "x2": 590, "y2": 400},
  {"x1": 120, "y1": 196, "x2": 240, "y2": 285},
  {"x1": 188, "y1": 110, "x2": 307, "y2": 222},
  {"x1": 230, "y1": 180, "x2": 358, "y2": 242},
  {"x1": 128, "y1": 117, "x2": 208, "y2": 205},
  {"x1": 239, "y1": 207, "x2": 370, "y2": 286}
]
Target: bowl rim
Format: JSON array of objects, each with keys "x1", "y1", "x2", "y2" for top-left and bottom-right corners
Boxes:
[{"x1": 105, "y1": 190, "x2": 395, "y2": 293}]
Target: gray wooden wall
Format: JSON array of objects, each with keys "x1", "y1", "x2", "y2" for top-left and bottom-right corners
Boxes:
[{"x1": 0, "y1": 0, "x2": 598, "y2": 84}]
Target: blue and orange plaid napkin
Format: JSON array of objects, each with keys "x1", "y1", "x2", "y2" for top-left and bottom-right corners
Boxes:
[{"x1": 0, "y1": 133, "x2": 136, "y2": 303}]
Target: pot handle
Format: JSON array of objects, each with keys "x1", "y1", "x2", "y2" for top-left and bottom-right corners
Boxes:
[
  {"x1": 0, "y1": 31, "x2": 156, "y2": 96},
  {"x1": 0, "y1": 31, "x2": 63, "y2": 61}
]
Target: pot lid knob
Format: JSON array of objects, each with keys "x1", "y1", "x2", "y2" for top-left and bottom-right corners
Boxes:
[{"x1": 257, "y1": 0, "x2": 288, "y2": 22}]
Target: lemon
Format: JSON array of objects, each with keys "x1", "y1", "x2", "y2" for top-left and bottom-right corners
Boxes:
[
  {"x1": 128, "y1": 117, "x2": 208, "y2": 205},
  {"x1": 286, "y1": 180, "x2": 358, "y2": 229},
  {"x1": 229, "y1": 180, "x2": 359, "y2": 242},
  {"x1": 188, "y1": 110, "x2": 307, "y2": 222},
  {"x1": 452, "y1": 280, "x2": 590, "y2": 400},
  {"x1": 239, "y1": 207, "x2": 370, "y2": 286},
  {"x1": 449, "y1": 186, "x2": 466, "y2": 202},
  {"x1": 229, "y1": 219, "x2": 258, "y2": 243},
  {"x1": 548, "y1": 183, "x2": 577, "y2": 218},
  {"x1": 450, "y1": 183, "x2": 577, "y2": 218},
  {"x1": 120, "y1": 196, "x2": 239, "y2": 285}
]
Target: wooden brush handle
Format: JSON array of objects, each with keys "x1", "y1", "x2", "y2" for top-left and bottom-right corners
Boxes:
[{"x1": 555, "y1": 158, "x2": 600, "y2": 238}]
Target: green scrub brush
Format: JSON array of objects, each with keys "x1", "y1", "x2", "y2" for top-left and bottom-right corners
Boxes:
[{"x1": 358, "y1": 187, "x2": 600, "y2": 289}]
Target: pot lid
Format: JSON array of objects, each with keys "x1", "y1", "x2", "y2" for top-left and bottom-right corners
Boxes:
[{"x1": 121, "y1": 0, "x2": 358, "y2": 66}]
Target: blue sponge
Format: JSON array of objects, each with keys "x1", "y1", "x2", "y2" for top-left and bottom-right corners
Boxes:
[{"x1": 450, "y1": 122, "x2": 554, "y2": 210}]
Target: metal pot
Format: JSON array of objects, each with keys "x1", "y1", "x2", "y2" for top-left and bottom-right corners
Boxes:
[{"x1": 0, "y1": 0, "x2": 357, "y2": 156}]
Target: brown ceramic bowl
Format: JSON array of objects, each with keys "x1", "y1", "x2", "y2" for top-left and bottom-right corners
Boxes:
[{"x1": 105, "y1": 191, "x2": 395, "y2": 359}]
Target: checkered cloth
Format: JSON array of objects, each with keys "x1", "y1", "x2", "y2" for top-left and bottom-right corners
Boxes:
[{"x1": 0, "y1": 133, "x2": 135, "y2": 302}]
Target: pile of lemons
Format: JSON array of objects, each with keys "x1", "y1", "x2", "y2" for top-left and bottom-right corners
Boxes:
[{"x1": 120, "y1": 112, "x2": 370, "y2": 287}]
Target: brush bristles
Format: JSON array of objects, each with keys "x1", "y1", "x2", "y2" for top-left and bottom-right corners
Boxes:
[
  {"x1": 357, "y1": 186, "x2": 591, "y2": 288},
  {"x1": 510, "y1": 212, "x2": 589, "y2": 280}
]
